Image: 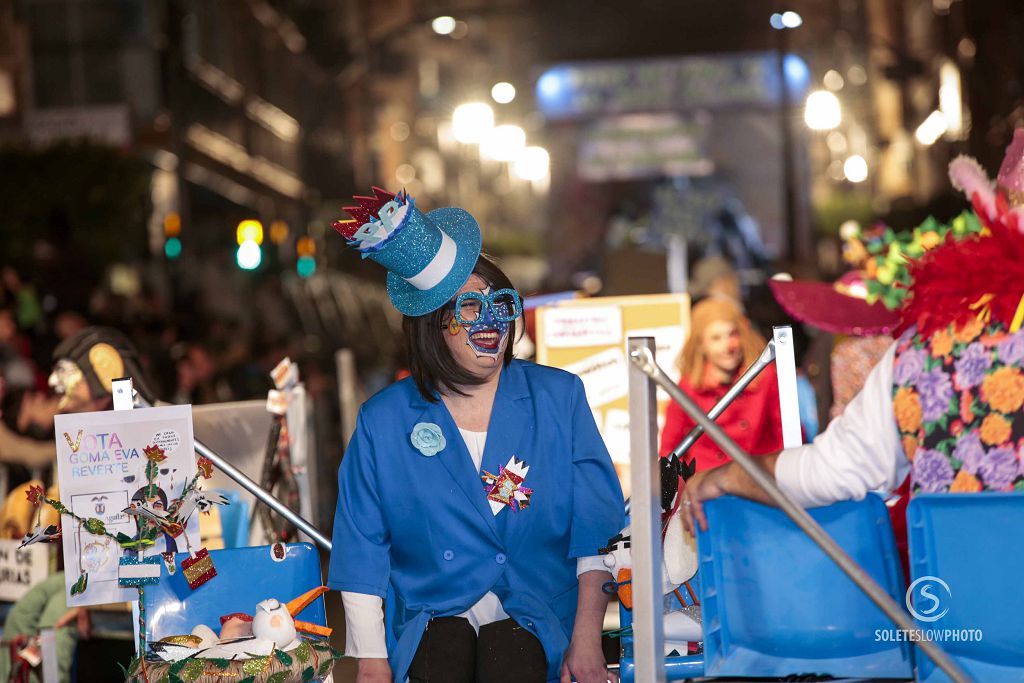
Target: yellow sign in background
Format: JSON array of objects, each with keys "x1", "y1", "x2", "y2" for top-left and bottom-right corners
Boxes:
[{"x1": 536, "y1": 293, "x2": 690, "y2": 498}]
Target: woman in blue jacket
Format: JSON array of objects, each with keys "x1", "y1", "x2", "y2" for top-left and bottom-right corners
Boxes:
[{"x1": 327, "y1": 189, "x2": 625, "y2": 682}]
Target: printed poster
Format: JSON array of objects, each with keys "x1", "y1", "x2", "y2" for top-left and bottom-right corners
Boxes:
[{"x1": 54, "y1": 405, "x2": 199, "y2": 606}]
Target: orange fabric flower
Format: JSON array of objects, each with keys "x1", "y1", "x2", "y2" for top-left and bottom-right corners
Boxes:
[
  {"x1": 980, "y1": 412, "x2": 1012, "y2": 445},
  {"x1": 980, "y1": 366, "x2": 1024, "y2": 414},
  {"x1": 953, "y1": 317, "x2": 984, "y2": 343},
  {"x1": 960, "y1": 391, "x2": 974, "y2": 424},
  {"x1": 949, "y1": 469, "x2": 982, "y2": 493},
  {"x1": 931, "y1": 329, "x2": 954, "y2": 358},
  {"x1": 901, "y1": 435, "x2": 919, "y2": 461},
  {"x1": 894, "y1": 387, "x2": 923, "y2": 434}
]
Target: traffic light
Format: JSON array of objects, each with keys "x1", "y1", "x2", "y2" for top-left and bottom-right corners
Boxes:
[
  {"x1": 296, "y1": 236, "x2": 316, "y2": 278},
  {"x1": 163, "y1": 212, "x2": 182, "y2": 260},
  {"x1": 236, "y1": 219, "x2": 263, "y2": 270}
]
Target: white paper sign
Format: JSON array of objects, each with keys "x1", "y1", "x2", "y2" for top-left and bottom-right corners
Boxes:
[
  {"x1": 54, "y1": 404, "x2": 198, "y2": 606},
  {"x1": 626, "y1": 325, "x2": 688, "y2": 383},
  {"x1": 563, "y1": 348, "x2": 629, "y2": 408},
  {"x1": 543, "y1": 307, "x2": 622, "y2": 348},
  {"x1": 0, "y1": 540, "x2": 49, "y2": 601}
]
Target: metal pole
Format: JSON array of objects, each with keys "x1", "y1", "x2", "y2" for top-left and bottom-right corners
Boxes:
[
  {"x1": 135, "y1": 396, "x2": 333, "y2": 551},
  {"x1": 626, "y1": 338, "x2": 666, "y2": 683},
  {"x1": 772, "y1": 326, "x2": 803, "y2": 448},
  {"x1": 193, "y1": 439, "x2": 332, "y2": 551},
  {"x1": 669, "y1": 341, "x2": 776, "y2": 460},
  {"x1": 628, "y1": 346, "x2": 973, "y2": 683}
]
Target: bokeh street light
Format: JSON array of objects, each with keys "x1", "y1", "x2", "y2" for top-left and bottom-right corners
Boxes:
[
  {"x1": 491, "y1": 82, "x2": 516, "y2": 104},
  {"x1": 481, "y1": 124, "x2": 526, "y2": 161},
  {"x1": 452, "y1": 102, "x2": 494, "y2": 144},
  {"x1": 513, "y1": 146, "x2": 550, "y2": 181},
  {"x1": 915, "y1": 110, "x2": 948, "y2": 145},
  {"x1": 804, "y1": 90, "x2": 841, "y2": 130},
  {"x1": 770, "y1": 11, "x2": 802, "y2": 29},
  {"x1": 431, "y1": 16, "x2": 456, "y2": 35},
  {"x1": 843, "y1": 154, "x2": 868, "y2": 183}
]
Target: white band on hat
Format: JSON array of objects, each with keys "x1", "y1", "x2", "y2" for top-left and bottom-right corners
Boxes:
[{"x1": 404, "y1": 231, "x2": 457, "y2": 290}]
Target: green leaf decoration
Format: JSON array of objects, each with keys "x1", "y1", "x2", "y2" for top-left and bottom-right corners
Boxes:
[
  {"x1": 302, "y1": 666, "x2": 316, "y2": 681},
  {"x1": 274, "y1": 648, "x2": 293, "y2": 666},
  {"x1": 70, "y1": 572, "x2": 88, "y2": 595},
  {"x1": 317, "y1": 659, "x2": 334, "y2": 677},
  {"x1": 295, "y1": 640, "x2": 312, "y2": 663},
  {"x1": 83, "y1": 517, "x2": 107, "y2": 535},
  {"x1": 180, "y1": 658, "x2": 204, "y2": 681},
  {"x1": 208, "y1": 657, "x2": 230, "y2": 669},
  {"x1": 266, "y1": 672, "x2": 290, "y2": 683},
  {"x1": 168, "y1": 659, "x2": 188, "y2": 676},
  {"x1": 1015, "y1": 480, "x2": 1024, "y2": 491},
  {"x1": 146, "y1": 459, "x2": 160, "y2": 483},
  {"x1": 237, "y1": 678, "x2": 255, "y2": 683},
  {"x1": 241, "y1": 656, "x2": 270, "y2": 676}
]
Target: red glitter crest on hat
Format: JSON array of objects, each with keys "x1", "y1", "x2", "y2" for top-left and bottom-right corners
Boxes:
[{"x1": 332, "y1": 187, "x2": 403, "y2": 239}]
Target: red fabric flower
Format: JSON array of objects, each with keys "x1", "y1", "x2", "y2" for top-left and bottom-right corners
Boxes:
[
  {"x1": 26, "y1": 485, "x2": 44, "y2": 507},
  {"x1": 144, "y1": 444, "x2": 167, "y2": 463},
  {"x1": 197, "y1": 456, "x2": 214, "y2": 479}
]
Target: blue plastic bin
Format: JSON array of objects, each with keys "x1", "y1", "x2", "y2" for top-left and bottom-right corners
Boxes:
[
  {"x1": 908, "y1": 493, "x2": 1024, "y2": 683},
  {"x1": 144, "y1": 543, "x2": 327, "y2": 642},
  {"x1": 697, "y1": 494, "x2": 912, "y2": 679}
]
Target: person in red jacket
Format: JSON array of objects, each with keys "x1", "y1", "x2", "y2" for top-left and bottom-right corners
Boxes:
[{"x1": 659, "y1": 298, "x2": 784, "y2": 472}]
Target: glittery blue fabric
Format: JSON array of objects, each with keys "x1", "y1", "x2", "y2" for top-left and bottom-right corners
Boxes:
[
  {"x1": 118, "y1": 555, "x2": 162, "y2": 587},
  {"x1": 385, "y1": 207, "x2": 482, "y2": 317}
]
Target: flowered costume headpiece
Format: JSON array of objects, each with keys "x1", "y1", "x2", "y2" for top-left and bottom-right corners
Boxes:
[
  {"x1": 888, "y1": 129, "x2": 1024, "y2": 495},
  {"x1": 896, "y1": 130, "x2": 1024, "y2": 336}
]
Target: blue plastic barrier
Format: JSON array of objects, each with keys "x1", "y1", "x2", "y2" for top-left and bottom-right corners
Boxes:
[
  {"x1": 617, "y1": 576, "x2": 704, "y2": 683},
  {"x1": 697, "y1": 494, "x2": 912, "y2": 679},
  {"x1": 144, "y1": 543, "x2": 327, "y2": 642},
  {"x1": 908, "y1": 493, "x2": 1024, "y2": 683},
  {"x1": 214, "y1": 489, "x2": 252, "y2": 549}
]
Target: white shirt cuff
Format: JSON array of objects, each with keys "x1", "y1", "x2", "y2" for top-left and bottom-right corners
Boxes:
[
  {"x1": 577, "y1": 554, "x2": 612, "y2": 577},
  {"x1": 341, "y1": 591, "x2": 388, "y2": 658}
]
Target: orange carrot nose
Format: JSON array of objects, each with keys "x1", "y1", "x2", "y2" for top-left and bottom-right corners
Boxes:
[{"x1": 286, "y1": 586, "x2": 329, "y2": 617}]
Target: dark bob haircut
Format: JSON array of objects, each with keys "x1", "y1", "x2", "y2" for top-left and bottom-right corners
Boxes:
[{"x1": 403, "y1": 254, "x2": 516, "y2": 401}]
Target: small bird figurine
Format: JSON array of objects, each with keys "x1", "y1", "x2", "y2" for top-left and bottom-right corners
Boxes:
[
  {"x1": 121, "y1": 501, "x2": 169, "y2": 524},
  {"x1": 19, "y1": 524, "x2": 61, "y2": 549}
]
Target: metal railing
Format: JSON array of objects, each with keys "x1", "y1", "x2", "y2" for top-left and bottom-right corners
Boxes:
[{"x1": 625, "y1": 336, "x2": 972, "y2": 683}]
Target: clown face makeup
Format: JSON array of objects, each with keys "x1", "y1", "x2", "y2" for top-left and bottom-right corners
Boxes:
[{"x1": 441, "y1": 276, "x2": 523, "y2": 371}]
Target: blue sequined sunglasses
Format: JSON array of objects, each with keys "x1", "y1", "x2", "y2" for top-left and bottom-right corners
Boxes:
[{"x1": 451, "y1": 288, "x2": 523, "y2": 325}]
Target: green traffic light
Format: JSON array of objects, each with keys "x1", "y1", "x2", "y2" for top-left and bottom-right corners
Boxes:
[
  {"x1": 297, "y1": 255, "x2": 316, "y2": 278},
  {"x1": 165, "y1": 237, "x2": 182, "y2": 259}
]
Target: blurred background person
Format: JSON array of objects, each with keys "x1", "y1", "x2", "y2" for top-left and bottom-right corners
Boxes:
[{"x1": 659, "y1": 298, "x2": 783, "y2": 472}]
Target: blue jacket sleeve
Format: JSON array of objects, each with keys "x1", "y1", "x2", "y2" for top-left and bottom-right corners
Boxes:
[
  {"x1": 568, "y1": 376, "x2": 626, "y2": 558},
  {"x1": 327, "y1": 409, "x2": 391, "y2": 597}
]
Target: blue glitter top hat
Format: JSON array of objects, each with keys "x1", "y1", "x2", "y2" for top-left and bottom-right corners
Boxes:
[{"x1": 333, "y1": 187, "x2": 482, "y2": 316}]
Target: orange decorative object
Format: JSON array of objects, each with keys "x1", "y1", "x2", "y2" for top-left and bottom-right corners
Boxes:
[
  {"x1": 293, "y1": 619, "x2": 333, "y2": 638},
  {"x1": 286, "y1": 585, "x2": 329, "y2": 615},
  {"x1": 616, "y1": 568, "x2": 633, "y2": 609}
]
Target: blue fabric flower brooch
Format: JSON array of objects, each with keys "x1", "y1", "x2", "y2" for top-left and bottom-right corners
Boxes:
[{"x1": 411, "y1": 422, "x2": 446, "y2": 456}]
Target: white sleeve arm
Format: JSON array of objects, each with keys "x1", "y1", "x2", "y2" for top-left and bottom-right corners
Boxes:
[
  {"x1": 577, "y1": 555, "x2": 612, "y2": 577},
  {"x1": 774, "y1": 342, "x2": 911, "y2": 507},
  {"x1": 340, "y1": 591, "x2": 388, "y2": 658}
]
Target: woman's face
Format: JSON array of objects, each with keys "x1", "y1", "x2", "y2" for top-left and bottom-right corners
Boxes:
[
  {"x1": 701, "y1": 319, "x2": 743, "y2": 376},
  {"x1": 440, "y1": 274, "x2": 510, "y2": 379}
]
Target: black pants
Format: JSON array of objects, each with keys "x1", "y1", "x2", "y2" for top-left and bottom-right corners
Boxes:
[{"x1": 408, "y1": 617, "x2": 548, "y2": 682}]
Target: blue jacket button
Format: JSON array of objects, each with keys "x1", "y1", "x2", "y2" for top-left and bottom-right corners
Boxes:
[
  {"x1": 443, "y1": 550, "x2": 454, "y2": 561},
  {"x1": 495, "y1": 553, "x2": 507, "y2": 564}
]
